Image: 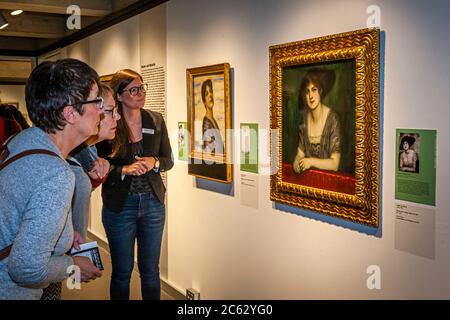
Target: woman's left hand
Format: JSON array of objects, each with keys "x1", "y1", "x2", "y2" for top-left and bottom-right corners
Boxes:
[
  {"x1": 134, "y1": 156, "x2": 156, "y2": 172},
  {"x1": 88, "y1": 157, "x2": 110, "y2": 180},
  {"x1": 72, "y1": 231, "x2": 85, "y2": 251},
  {"x1": 299, "y1": 158, "x2": 313, "y2": 171}
]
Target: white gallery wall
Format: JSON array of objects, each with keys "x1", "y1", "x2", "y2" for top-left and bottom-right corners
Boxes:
[{"x1": 166, "y1": 0, "x2": 450, "y2": 298}]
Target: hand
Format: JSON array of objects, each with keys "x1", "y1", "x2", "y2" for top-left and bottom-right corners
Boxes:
[
  {"x1": 72, "y1": 256, "x2": 102, "y2": 282},
  {"x1": 122, "y1": 161, "x2": 149, "y2": 176},
  {"x1": 88, "y1": 157, "x2": 110, "y2": 180},
  {"x1": 134, "y1": 156, "x2": 156, "y2": 171},
  {"x1": 293, "y1": 157, "x2": 301, "y2": 173},
  {"x1": 72, "y1": 231, "x2": 85, "y2": 250},
  {"x1": 299, "y1": 158, "x2": 313, "y2": 172}
]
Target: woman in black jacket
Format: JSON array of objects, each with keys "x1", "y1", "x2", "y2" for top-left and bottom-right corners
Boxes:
[{"x1": 99, "y1": 69, "x2": 173, "y2": 300}]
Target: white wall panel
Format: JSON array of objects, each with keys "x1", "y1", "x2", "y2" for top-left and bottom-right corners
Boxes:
[{"x1": 166, "y1": 0, "x2": 450, "y2": 298}]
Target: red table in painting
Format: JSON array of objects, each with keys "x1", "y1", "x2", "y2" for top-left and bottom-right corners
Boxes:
[{"x1": 282, "y1": 164, "x2": 356, "y2": 195}]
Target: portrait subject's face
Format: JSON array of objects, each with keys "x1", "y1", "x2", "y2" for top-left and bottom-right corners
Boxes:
[
  {"x1": 305, "y1": 82, "x2": 321, "y2": 110},
  {"x1": 205, "y1": 84, "x2": 214, "y2": 109},
  {"x1": 403, "y1": 141, "x2": 409, "y2": 151}
]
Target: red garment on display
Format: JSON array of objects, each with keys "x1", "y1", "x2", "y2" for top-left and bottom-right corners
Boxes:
[{"x1": 282, "y1": 163, "x2": 355, "y2": 195}]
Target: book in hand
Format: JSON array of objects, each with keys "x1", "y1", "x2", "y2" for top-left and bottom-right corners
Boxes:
[{"x1": 70, "y1": 241, "x2": 104, "y2": 270}]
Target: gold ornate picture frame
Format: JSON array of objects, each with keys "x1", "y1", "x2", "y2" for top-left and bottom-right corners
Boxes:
[
  {"x1": 186, "y1": 63, "x2": 232, "y2": 183},
  {"x1": 270, "y1": 28, "x2": 380, "y2": 227}
]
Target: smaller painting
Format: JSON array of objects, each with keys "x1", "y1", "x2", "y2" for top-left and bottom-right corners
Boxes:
[
  {"x1": 178, "y1": 121, "x2": 188, "y2": 161},
  {"x1": 240, "y1": 123, "x2": 258, "y2": 174}
]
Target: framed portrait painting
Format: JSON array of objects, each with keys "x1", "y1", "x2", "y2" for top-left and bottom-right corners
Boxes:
[
  {"x1": 270, "y1": 28, "x2": 380, "y2": 227},
  {"x1": 186, "y1": 63, "x2": 232, "y2": 183}
]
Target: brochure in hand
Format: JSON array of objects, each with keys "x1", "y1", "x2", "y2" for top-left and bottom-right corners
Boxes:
[{"x1": 70, "y1": 241, "x2": 104, "y2": 270}]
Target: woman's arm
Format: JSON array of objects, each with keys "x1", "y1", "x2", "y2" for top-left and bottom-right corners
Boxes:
[
  {"x1": 129, "y1": 117, "x2": 174, "y2": 174},
  {"x1": 157, "y1": 117, "x2": 174, "y2": 172},
  {"x1": 8, "y1": 166, "x2": 74, "y2": 286},
  {"x1": 399, "y1": 152, "x2": 405, "y2": 170},
  {"x1": 95, "y1": 141, "x2": 127, "y2": 182},
  {"x1": 299, "y1": 152, "x2": 341, "y2": 172},
  {"x1": 293, "y1": 147, "x2": 305, "y2": 173}
]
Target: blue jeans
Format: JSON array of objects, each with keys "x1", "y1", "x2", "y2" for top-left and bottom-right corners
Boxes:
[{"x1": 102, "y1": 192, "x2": 165, "y2": 300}]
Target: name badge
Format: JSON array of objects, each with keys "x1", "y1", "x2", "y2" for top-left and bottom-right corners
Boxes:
[{"x1": 142, "y1": 128, "x2": 154, "y2": 134}]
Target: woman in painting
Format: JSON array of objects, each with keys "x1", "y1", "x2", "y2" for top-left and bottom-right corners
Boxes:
[
  {"x1": 293, "y1": 68, "x2": 342, "y2": 173},
  {"x1": 399, "y1": 135, "x2": 418, "y2": 173},
  {"x1": 201, "y1": 79, "x2": 223, "y2": 154}
]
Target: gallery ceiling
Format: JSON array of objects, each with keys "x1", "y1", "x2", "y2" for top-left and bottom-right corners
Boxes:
[{"x1": 0, "y1": 0, "x2": 166, "y2": 56}]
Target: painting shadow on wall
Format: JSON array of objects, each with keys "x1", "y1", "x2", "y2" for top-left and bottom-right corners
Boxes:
[
  {"x1": 195, "y1": 177, "x2": 234, "y2": 197},
  {"x1": 274, "y1": 203, "x2": 381, "y2": 237}
]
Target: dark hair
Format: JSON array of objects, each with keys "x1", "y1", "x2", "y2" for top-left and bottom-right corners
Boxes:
[
  {"x1": 109, "y1": 69, "x2": 143, "y2": 157},
  {"x1": 298, "y1": 68, "x2": 336, "y2": 110},
  {"x1": 0, "y1": 103, "x2": 30, "y2": 129},
  {"x1": 201, "y1": 79, "x2": 213, "y2": 104},
  {"x1": 25, "y1": 58, "x2": 99, "y2": 133},
  {"x1": 401, "y1": 135, "x2": 415, "y2": 148}
]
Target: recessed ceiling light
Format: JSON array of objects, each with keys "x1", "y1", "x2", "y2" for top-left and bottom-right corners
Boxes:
[{"x1": 11, "y1": 10, "x2": 23, "y2": 16}]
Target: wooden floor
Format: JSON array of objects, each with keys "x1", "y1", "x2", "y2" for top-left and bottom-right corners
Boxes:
[{"x1": 62, "y1": 245, "x2": 174, "y2": 300}]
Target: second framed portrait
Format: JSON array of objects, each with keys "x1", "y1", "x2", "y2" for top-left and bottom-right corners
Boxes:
[
  {"x1": 270, "y1": 28, "x2": 381, "y2": 227},
  {"x1": 186, "y1": 63, "x2": 232, "y2": 183}
]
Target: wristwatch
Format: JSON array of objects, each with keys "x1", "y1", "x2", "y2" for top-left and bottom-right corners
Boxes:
[{"x1": 154, "y1": 157, "x2": 160, "y2": 169}]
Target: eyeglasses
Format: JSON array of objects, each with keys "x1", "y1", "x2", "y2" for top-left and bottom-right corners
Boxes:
[
  {"x1": 76, "y1": 97, "x2": 104, "y2": 110},
  {"x1": 103, "y1": 106, "x2": 120, "y2": 119},
  {"x1": 122, "y1": 83, "x2": 148, "y2": 96}
]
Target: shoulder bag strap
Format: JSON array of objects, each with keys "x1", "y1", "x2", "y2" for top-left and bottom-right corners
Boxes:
[
  {"x1": 0, "y1": 149, "x2": 60, "y2": 171},
  {"x1": 0, "y1": 245, "x2": 12, "y2": 262},
  {"x1": 0, "y1": 140, "x2": 60, "y2": 262}
]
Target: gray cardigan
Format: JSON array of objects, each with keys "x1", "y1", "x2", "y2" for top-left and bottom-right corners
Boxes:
[{"x1": 0, "y1": 127, "x2": 75, "y2": 300}]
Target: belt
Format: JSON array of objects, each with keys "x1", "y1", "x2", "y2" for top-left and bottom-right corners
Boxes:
[
  {"x1": 0, "y1": 244, "x2": 12, "y2": 262},
  {"x1": 128, "y1": 190, "x2": 154, "y2": 195}
]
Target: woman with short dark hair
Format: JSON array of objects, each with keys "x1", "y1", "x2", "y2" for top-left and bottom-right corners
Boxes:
[{"x1": 0, "y1": 58, "x2": 103, "y2": 299}]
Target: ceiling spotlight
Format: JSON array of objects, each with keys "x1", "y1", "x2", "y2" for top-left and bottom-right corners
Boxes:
[
  {"x1": 11, "y1": 10, "x2": 23, "y2": 16},
  {"x1": 0, "y1": 13, "x2": 8, "y2": 30}
]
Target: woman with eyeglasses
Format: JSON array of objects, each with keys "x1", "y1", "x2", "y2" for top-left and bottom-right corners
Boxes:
[
  {"x1": 41, "y1": 83, "x2": 121, "y2": 300},
  {"x1": 0, "y1": 59, "x2": 102, "y2": 300},
  {"x1": 97, "y1": 69, "x2": 173, "y2": 300},
  {"x1": 68, "y1": 83, "x2": 121, "y2": 242}
]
